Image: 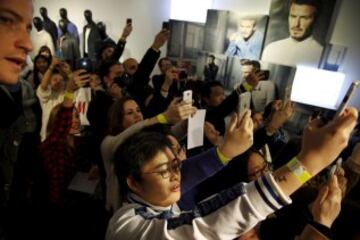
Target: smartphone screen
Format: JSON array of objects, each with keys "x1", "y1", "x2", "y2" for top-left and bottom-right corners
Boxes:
[
  {"x1": 183, "y1": 90, "x2": 192, "y2": 104},
  {"x1": 238, "y1": 92, "x2": 251, "y2": 119}
]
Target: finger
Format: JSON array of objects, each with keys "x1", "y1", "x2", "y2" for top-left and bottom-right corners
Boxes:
[
  {"x1": 307, "y1": 117, "x2": 324, "y2": 129},
  {"x1": 73, "y1": 69, "x2": 87, "y2": 76},
  {"x1": 317, "y1": 185, "x2": 329, "y2": 204},
  {"x1": 239, "y1": 109, "x2": 251, "y2": 129},
  {"x1": 331, "y1": 107, "x2": 358, "y2": 133},
  {"x1": 228, "y1": 113, "x2": 238, "y2": 132}
]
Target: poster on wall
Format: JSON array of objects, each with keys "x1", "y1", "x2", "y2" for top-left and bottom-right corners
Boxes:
[
  {"x1": 167, "y1": 19, "x2": 205, "y2": 61},
  {"x1": 203, "y1": 10, "x2": 269, "y2": 61},
  {"x1": 261, "y1": 0, "x2": 337, "y2": 67}
]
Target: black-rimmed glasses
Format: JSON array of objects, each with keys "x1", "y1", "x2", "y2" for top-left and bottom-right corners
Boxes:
[{"x1": 142, "y1": 158, "x2": 182, "y2": 179}]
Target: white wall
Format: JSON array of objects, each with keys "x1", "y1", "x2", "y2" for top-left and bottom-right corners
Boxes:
[{"x1": 33, "y1": 0, "x2": 171, "y2": 61}]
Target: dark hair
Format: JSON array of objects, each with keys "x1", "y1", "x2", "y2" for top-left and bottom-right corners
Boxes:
[
  {"x1": 290, "y1": 0, "x2": 321, "y2": 18},
  {"x1": 33, "y1": 54, "x2": 52, "y2": 88},
  {"x1": 97, "y1": 42, "x2": 116, "y2": 60},
  {"x1": 201, "y1": 81, "x2": 224, "y2": 99},
  {"x1": 107, "y1": 97, "x2": 138, "y2": 136},
  {"x1": 208, "y1": 54, "x2": 215, "y2": 60},
  {"x1": 38, "y1": 45, "x2": 53, "y2": 58},
  {"x1": 98, "y1": 59, "x2": 121, "y2": 80},
  {"x1": 240, "y1": 59, "x2": 261, "y2": 69},
  {"x1": 158, "y1": 57, "x2": 171, "y2": 68},
  {"x1": 114, "y1": 131, "x2": 171, "y2": 194}
]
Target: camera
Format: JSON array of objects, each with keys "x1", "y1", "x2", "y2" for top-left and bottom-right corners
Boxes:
[{"x1": 75, "y1": 58, "x2": 93, "y2": 73}]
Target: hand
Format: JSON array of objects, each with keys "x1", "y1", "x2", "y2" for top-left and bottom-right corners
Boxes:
[
  {"x1": 204, "y1": 121, "x2": 221, "y2": 146},
  {"x1": 310, "y1": 175, "x2": 342, "y2": 227},
  {"x1": 121, "y1": 23, "x2": 133, "y2": 40},
  {"x1": 245, "y1": 69, "x2": 265, "y2": 87},
  {"x1": 219, "y1": 110, "x2": 254, "y2": 159},
  {"x1": 51, "y1": 56, "x2": 62, "y2": 68},
  {"x1": 152, "y1": 29, "x2": 170, "y2": 50},
  {"x1": 67, "y1": 69, "x2": 90, "y2": 92},
  {"x1": 334, "y1": 166, "x2": 348, "y2": 198},
  {"x1": 88, "y1": 165, "x2": 100, "y2": 180},
  {"x1": 163, "y1": 98, "x2": 197, "y2": 124},
  {"x1": 266, "y1": 101, "x2": 295, "y2": 134},
  {"x1": 298, "y1": 107, "x2": 358, "y2": 176}
]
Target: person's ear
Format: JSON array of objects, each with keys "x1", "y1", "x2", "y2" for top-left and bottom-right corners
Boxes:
[{"x1": 126, "y1": 176, "x2": 142, "y2": 194}]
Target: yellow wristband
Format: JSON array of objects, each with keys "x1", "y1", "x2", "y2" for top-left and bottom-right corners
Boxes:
[
  {"x1": 286, "y1": 157, "x2": 312, "y2": 184},
  {"x1": 243, "y1": 82, "x2": 253, "y2": 91},
  {"x1": 64, "y1": 91, "x2": 74, "y2": 101},
  {"x1": 156, "y1": 114, "x2": 168, "y2": 124},
  {"x1": 216, "y1": 147, "x2": 231, "y2": 165}
]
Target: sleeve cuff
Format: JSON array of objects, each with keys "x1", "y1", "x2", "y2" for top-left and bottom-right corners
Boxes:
[{"x1": 246, "y1": 173, "x2": 292, "y2": 218}]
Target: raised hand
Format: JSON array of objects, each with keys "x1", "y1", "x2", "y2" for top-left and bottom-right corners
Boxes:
[
  {"x1": 219, "y1": 110, "x2": 254, "y2": 159},
  {"x1": 298, "y1": 107, "x2": 358, "y2": 176},
  {"x1": 163, "y1": 98, "x2": 197, "y2": 124}
]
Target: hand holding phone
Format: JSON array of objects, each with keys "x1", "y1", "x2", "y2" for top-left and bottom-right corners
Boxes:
[
  {"x1": 330, "y1": 158, "x2": 343, "y2": 176},
  {"x1": 238, "y1": 92, "x2": 251, "y2": 119},
  {"x1": 334, "y1": 81, "x2": 360, "y2": 119}
]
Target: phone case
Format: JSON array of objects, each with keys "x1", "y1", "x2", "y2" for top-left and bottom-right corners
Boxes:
[
  {"x1": 238, "y1": 92, "x2": 251, "y2": 119},
  {"x1": 183, "y1": 90, "x2": 192, "y2": 103}
]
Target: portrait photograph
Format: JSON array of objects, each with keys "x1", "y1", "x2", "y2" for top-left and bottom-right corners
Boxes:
[
  {"x1": 203, "y1": 9, "x2": 269, "y2": 61},
  {"x1": 261, "y1": 0, "x2": 337, "y2": 67}
]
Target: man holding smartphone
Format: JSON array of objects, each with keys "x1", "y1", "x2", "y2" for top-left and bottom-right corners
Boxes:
[{"x1": 236, "y1": 60, "x2": 276, "y2": 112}]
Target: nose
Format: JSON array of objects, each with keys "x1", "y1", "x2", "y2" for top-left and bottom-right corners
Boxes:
[
  {"x1": 16, "y1": 28, "x2": 33, "y2": 53},
  {"x1": 295, "y1": 17, "x2": 301, "y2": 27}
]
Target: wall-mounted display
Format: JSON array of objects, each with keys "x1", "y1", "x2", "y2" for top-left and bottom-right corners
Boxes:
[
  {"x1": 203, "y1": 10, "x2": 269, "y2": 61},
  {"x1": 261, "y1": 0, "x2": 337, "y2": 67}
]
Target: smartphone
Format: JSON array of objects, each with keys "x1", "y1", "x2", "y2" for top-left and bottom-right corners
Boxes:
[
  {"x1": 334, "y1": 80, "x2": 360, "y2": 119},
  {"x1": 238, "y1": 92, "x2": 251, "y2": 119},
  {"x1": 262, "y1": 70, "x2": 270, "y2": 80},
  {"x1": 126, "y1": 18, "x2": 132, "y2": 25},
  {"x1": 282, "y1": 86, "x2": 292, "y2": 109},
  {"x1": 75, "y1": 58, "x2": 93, "y2": 73},
  {"x1": 329, "y1": 158, "x2": 343, "y2": 176},
  {"x1": 162, "y1": 21, "x2": 169, "y2": 30},
  {"x1": 183, "y1": 90, "x2": 192, "y2": 104}
]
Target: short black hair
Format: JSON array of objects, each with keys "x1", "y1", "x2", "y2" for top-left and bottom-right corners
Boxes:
[
  {"x1": 114, "y1": 131, "x2": 171, "y2": 194},
  {"x1": 98, "y1": 59, "x2": 120, "y2": 80},
  {"x1": 201, "y1": 81, "x2": 224, "y2": 99},
  {"x1": 158, "y1": 57, "x2": 171, "y2": 68},
  {"x1": 208, "y1": 54, "x2": 215, "y2": 60},
  {"x1": 290, "y1": 0, "x2": 321, "y2": 18},
  {"x1": 240, "y1": 59, "x2": 261, "y2": 69}
]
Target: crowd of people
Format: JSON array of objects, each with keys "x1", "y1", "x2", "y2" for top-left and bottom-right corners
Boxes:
[{"x1": 1, "y1": 0, "x2": 360, "y2": 240}]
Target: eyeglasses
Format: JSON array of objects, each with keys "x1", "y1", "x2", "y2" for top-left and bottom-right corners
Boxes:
[
  {"x1": 247, "y1": 162, "x2": 271, "y2": 179},
  {"x1": 142, "y1": 158, "x2": 182, "y2": 179}
]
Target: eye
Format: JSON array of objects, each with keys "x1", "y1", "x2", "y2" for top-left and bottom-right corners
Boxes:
[{"x1": 0, "y1": 15, "x2": 14, "y2": 25}]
